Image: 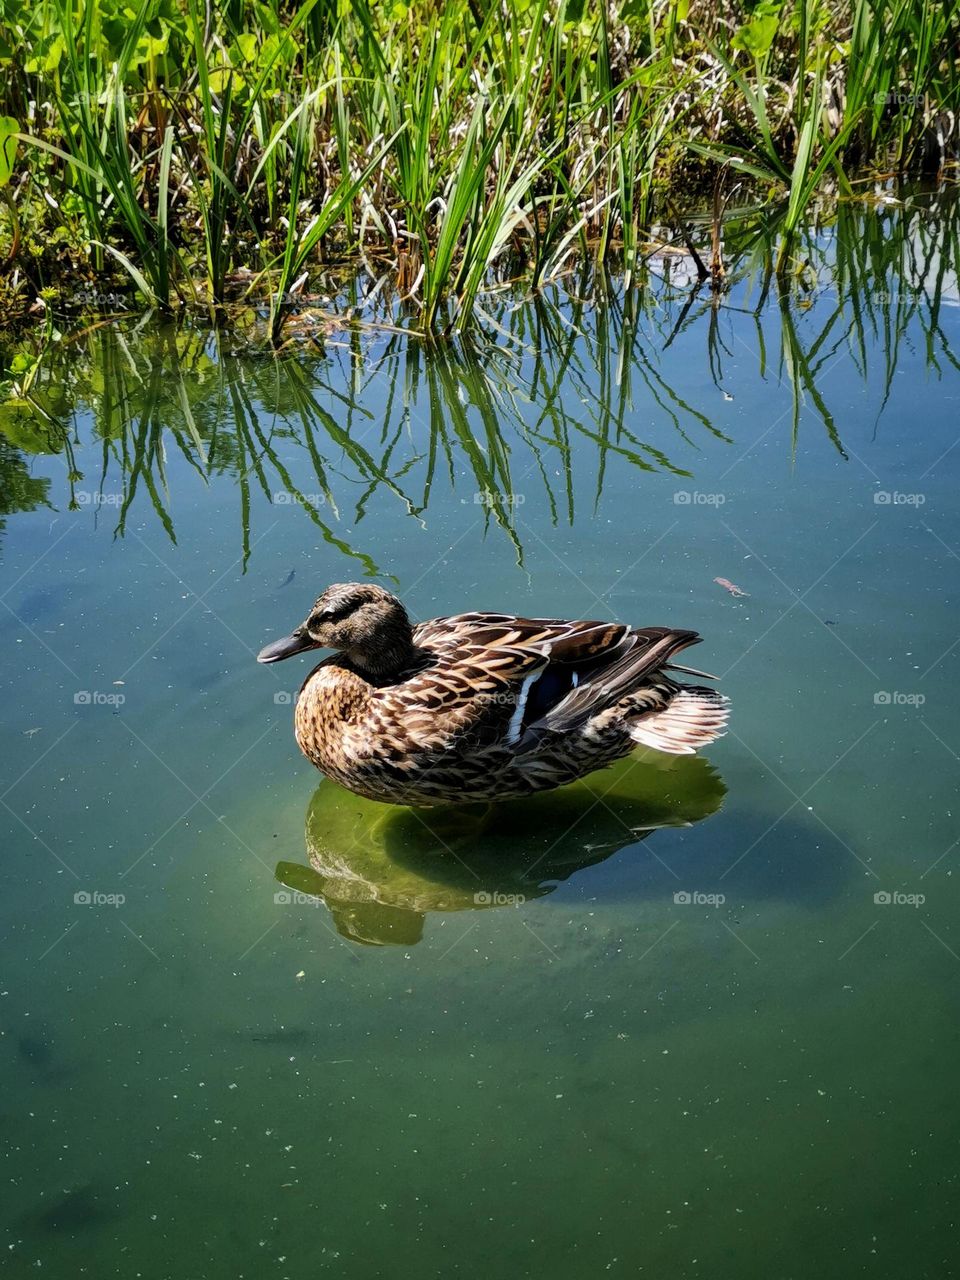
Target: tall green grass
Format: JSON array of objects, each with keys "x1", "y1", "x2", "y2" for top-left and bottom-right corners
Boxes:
[
  {"x1": 0, "y1": 0, "x2": 957, "y2": 335},
  {"x1": 5, "y1": 188, "x2": 958, "y2": 556}
]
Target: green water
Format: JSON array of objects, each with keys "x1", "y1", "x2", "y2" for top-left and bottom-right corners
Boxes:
[{"x1": 2, "y1": 196, "x2": 960, "y2": 1278}]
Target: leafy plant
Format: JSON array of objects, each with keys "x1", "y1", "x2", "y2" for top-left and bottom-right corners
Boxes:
[{"x1": 0, "y1": 0, "x2": 956, "y2": 334}]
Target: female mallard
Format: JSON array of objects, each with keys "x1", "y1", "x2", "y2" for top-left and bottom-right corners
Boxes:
[{"x1": 257, "y1": 582, "x2": 728, "y2": 806}]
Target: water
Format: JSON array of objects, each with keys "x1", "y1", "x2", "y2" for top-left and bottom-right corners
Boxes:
[{"x1": 2, "y1": 194, "x2": 959, "y2": 1278}]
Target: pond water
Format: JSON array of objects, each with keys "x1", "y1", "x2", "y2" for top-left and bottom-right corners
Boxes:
[{"x1": 2, "y1": 193, "x2": 959, "y2": 1278}]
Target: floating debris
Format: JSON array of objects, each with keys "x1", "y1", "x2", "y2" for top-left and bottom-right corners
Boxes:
[{"x1": 714, "y1": 577, "x2": 749, "y2": 598}]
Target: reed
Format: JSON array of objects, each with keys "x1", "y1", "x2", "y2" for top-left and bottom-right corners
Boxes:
[{"x1": 0, "y1": 0, "x2": 956, "y2": 335}]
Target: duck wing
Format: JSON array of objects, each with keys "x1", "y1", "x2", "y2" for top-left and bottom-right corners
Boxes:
[
  {"x1": 412, "y1": 613, "x2": 702, "y2": 749},
  {"x1": 514, "y1": 626, "x2": 703, "y2": 749},
  {"x1": 413, "y1": 612, "x2": 624, "y2": 655}
]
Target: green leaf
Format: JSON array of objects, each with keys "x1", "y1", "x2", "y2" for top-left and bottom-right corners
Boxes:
[
  {"x1": 0, "y1": 118, "x2": 19, "y2": 187},
  {"x1": 731, "y1": 1, "x2": 782, "y2": 59},
  {"x1": 234, "y1": 32, "x2": 258, "y2": 63},
  {"x1": 43, "y1": 33, "x2": 66, "y2": 73}
]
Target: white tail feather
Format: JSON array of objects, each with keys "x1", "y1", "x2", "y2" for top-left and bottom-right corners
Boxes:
[{"x1": 628, "y1": 688, "x2": 729, "y2": 755}]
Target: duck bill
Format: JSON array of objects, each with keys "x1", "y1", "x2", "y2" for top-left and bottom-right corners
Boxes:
[{"x1": 257, "y1": 628, "x2": 320, "y2": 664}]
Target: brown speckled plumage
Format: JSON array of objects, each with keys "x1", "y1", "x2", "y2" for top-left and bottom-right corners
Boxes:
[{"x1": 258, "y1": 583, "x2": 729, "y2": 805}]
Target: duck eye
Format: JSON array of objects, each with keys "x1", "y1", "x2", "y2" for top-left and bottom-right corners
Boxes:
[{"x1": 312, "y1": 602, "x2": 355, "y2": 626}]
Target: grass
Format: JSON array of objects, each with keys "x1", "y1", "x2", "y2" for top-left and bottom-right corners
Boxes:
[
  {"x1": 0, "y1": 0, "x2": 957, "y2": 337},
  {"x1": 1, "y1": 186, "x2": 957, "y2": 561}
]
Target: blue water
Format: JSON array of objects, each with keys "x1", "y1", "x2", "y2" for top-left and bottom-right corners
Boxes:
[{"x1": 1, "y1": 197, "x2": 959, "y2": 1277}]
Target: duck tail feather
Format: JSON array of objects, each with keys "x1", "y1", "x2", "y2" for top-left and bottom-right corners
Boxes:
[
  {"x1": 628, "y1": 687, "x2": 729, "y2": 755},
  {"x1": 663, "y1": 661, "x2": 719, "y2": 681}
]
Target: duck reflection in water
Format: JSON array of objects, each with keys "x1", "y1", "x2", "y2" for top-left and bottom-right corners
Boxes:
[{"x1": 275, "y1": 751, "x2": 726, "y2": 946}]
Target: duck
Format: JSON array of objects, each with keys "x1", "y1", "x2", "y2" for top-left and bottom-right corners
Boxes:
[{"x1": 257, "y1": 582, "x2": 729, "y2": 806}]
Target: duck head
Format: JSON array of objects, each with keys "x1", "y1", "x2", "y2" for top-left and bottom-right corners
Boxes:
[{"x1": 257, "y1": 582, "x2": 414, "y2": 679}]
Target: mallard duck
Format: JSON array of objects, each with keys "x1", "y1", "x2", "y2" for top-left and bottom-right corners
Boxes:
[{"x1": 257, "y1": 582, "x2": 729, "y2": 806}]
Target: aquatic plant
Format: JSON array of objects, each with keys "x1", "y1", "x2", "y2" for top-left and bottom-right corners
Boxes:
[
  {"x1": 0, "y1": 0, "x2": 955, "y2": 334},
  {"x1": 2, "y1": 193, "x2": 956, "y2": 560}
]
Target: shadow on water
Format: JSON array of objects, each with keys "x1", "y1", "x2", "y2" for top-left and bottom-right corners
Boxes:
[
  {"x1": 276, "y1": 753, "x2": 728, "y2": 946},
  {"x1": 2, "y1": 1020, "x2": 77, "y2": 1088},
  {"x1": 0, "y1": 190, "x2": 957, "y2": 562},
  {"x1": 17, "y1": 1032, "x2": 53, "y2": 1069},
  {"x1": 275, "y1": 748, "x2": 857, "y2": 946},
  {"x1": 17, "y1": 1185, "x2": 120, "y2": 1237}
]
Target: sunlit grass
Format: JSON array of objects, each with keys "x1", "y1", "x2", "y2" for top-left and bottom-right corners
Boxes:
[{"x1": 0, "y1": 0, "x2": 957, "y2": 335}]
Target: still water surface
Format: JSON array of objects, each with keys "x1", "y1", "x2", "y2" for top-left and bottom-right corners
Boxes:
[{"x1": 2, "y1": 196, "x2": 959, "y2": 1277}]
